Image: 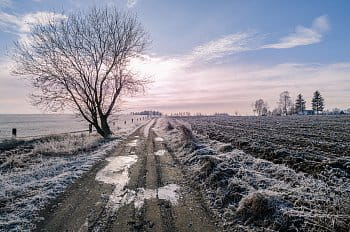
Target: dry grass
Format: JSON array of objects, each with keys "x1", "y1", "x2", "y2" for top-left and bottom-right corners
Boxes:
[{"x1": 32, "y1": 133, "x2": 102, "y2": 156}]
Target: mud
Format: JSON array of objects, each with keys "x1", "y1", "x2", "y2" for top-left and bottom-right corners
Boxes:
[{"x1": 34, "y1": 119, "x2": 220, "y2": 232}]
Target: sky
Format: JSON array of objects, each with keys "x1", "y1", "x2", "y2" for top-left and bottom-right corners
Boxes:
[{"x1": 0, "y1": 0, "x2": 350, "y2": 115}]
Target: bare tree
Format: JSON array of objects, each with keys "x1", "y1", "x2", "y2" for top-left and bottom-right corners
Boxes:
[
  {"x1": 12, "y1": 7, "x2": 150, "y2": 138},
  {"x1": 253, "y1": 99, "x2": 268, "y2": 116},
  {"x1": 278, "y1": 91, "x2": 292, "y2": 116}
]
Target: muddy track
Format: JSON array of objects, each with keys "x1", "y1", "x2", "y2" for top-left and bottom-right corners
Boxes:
[{"x1": 35, "y1": 118, "x2": 220, "y2": 232}]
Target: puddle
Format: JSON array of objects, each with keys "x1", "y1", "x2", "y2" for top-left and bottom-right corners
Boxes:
[
  {"x1": 95, "y1": 154, "x2": 139, "y2": 212},
  {"x1": 154, "y1": 137, "x2": 164, "y2": 142},
  {"x1": 95, "y1": 150, "x2": 180, "y2": 213},
  {"x1": 155, "y1": 150, "x2": 166, "y2": 156},
  {"x1": 96, "y1": 155, "x2": 138, "y2": 185},
  {"x1": 127, "y1": 139, "x2": 138, "y2": 147},
  {"x1": 158, "y1": 184, "x2": 181, "y2": 205},
  {"x1": 120, "y1": 184, "x2": 181, "y2": 210}
]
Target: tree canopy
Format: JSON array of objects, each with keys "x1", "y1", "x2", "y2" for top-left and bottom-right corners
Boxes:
[{"x1": 12, "y1": 7, "x2": 150, "y2": 137}]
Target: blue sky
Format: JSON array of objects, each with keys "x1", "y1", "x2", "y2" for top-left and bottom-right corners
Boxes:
[{"x1": 0, "y1": 0, "x2": 350, "y2": 114}]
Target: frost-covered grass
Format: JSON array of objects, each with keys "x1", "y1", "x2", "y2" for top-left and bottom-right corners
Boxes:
[
  {"x1": 32, "y1": 133, "x2": 101, "y2": 156},
  {"x1": 0, "y1": 117, "x2": 151, "y2": 231},
  {"x1": 181, "y1": 115, "x2": 350, "y2": 180},
  {"x1": 0, "y1": 139, "x2": 119, "y2": 231},
  {"x1": 156, "y1": 118, "x2": 350, "y2": 232}
]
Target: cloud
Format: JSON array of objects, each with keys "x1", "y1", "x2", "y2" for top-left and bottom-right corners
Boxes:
[
  {"x1": 0, "y1": 11, "x2": 67, "y2": 47},
  {"x1": 262, "y1": 15, "x2": 330, "y2": 49},
  {"x1": 0, "y1": 11, "x2": 67, "y2": 34},
  {"x1": 177, "y1": 15, "x2": 330, "y2": 65},
  {"x1": 127, "y1": 51, "x2": 350, "y2": 115},
  {"x1": 127, "y1": 0, "x2": 138, "y2": 8},
  {"x1": 188, "y1": 32, "x2": 259, "y2": 62}
]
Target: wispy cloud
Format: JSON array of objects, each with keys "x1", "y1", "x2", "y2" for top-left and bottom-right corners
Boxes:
[
  {"x1": 262, "y1": 15, "x2": 330, "y2": 49},
  {"x1": 128, "y1": 55, "x2": 350, "y2": 114},
  {"x1": 189, "y1": 32, "x2": 259, "y2": 62},
  {"x1": 0, "y1": 11, "x2": 66, "y2": 34},
  {"x1": 127, "y1": 0, "x2": 138, "y2": 8},
  {"x1": 179, "y1": 15, "x2": 330, "y2": 65}
]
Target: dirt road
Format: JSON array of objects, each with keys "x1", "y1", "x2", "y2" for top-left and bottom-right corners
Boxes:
[{"x1": 35, "y1": 118, "x2": 220, "y2": 232}]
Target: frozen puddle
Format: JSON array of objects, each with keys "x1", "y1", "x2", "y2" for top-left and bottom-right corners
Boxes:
[
  {"x1": 127, "y1": 139, "x2": 138, "y2": 147},
  {"x1": 155, "y1": 149, "x2": 166, "y2": 156},
  {"x1": 110, "y1": 184, "x2": 181, "y2": 211},
  {"x1": 134, "y1": 184, "x2": 181, "y2": 209},
  {"x1": 96, "y1": 154, "x2": 180, "y2": 213},
  {"x1": 96, "y1": 155, "x2": 138, "y2": 185},
  {"x1": 154, "y1": 137, "x2": 164, "y2": 142}
]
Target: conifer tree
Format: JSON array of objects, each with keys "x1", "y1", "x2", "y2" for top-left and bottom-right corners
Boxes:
[
  {"x1": 295, "y1": 94, "x2": 306, "y2": 114},
  {"x1": 312, "y1": 90, "x2": 325, "y2": 114}
]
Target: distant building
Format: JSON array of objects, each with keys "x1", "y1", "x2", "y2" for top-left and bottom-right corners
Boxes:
[{"x1": 300, "y1": 110, "x2": 314, "y2": 115}]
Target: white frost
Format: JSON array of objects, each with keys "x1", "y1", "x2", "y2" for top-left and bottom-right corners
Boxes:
[
  {"x1": 0, "y1": 139, "x2": 120, "y2": 231},
  {"x1": 127, "y1": 139, "x2": 138, "y2": 147},
  {"x1": 108, "y1": 184, "x2": 181, "y2": 211},
  {"x1": 157, "y1": 184, "x2": 181, "y2": 205},
  {"x1": 95, "y1": 155, "x2": 138, "y2": 185},
  {"x1": 154, "y1": 137, "x2": 164, "y2": 142},
  {"x1": 154, "y1": 150, "x2": 166, "y2": 156}
]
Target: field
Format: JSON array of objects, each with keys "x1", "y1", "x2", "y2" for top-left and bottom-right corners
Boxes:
[
  {"x1": 0, "y1": 114, "x2": 146, "y2": 141},
  {"x1": 1, "y1": 116, "x2": 349, "y2": 231},
  {"x1": 171, "y1": 115, "x2": 350, "y2": 231},
  {"x1": 0, "y1": 115, "x2": 147, "y2": 231},
  {"x1": 183, "y1": 115, "x2": 350, "y2": 181}
]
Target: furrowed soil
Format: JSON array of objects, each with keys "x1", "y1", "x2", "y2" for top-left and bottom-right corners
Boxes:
[{"x1": 35, "y1": 119, "x2": 219, "y2": 232}]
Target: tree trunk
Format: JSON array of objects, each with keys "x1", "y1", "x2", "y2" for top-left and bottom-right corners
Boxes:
[
  {"x1": 93, "y1": 116, "x2": 112, "y2": 138},
  {"x1": 100, "y1": 116, "x2": 112, "y2": 138}
]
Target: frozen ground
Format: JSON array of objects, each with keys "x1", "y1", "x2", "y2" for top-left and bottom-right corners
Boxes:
[
  {"x1": 0, "y1": 114, "x2": 146, "y2": 141},
  {"x1": 157, "y1": 117, "x2": 350, "y2": 232},
  {"x1": 0, "y1": 139, "x2": 119, "y2": 231},
  {"x1": 0, "y1": 117, "x2": 150, "y2": 231},
  {"x1": 35, "y1": 118, "x2": 218, "y2": 232}
]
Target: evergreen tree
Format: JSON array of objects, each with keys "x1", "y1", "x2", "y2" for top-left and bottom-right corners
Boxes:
[
  {"x1": 312, "y1": 90, "x2": 325, "y2": 114},
  {"x1": 295, "y1": 94, "x2": 306, "y2": 114}
]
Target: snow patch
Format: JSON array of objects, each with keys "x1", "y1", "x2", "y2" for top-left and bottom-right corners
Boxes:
[
  {"x1": 95, "y1": 155, "x2": 138, "y2": 185},
  {"x1": 106, "y1": 184, "x2": 181, "y2": 211},
  {"x1": 154, "y1": 150, "x2": 166, "y2": 156},
  {"x1": 127, "y1": 139, "x2": 138, "y2": 147},
  {"x1": 154, "y1": 137, "x2": 164, "y2": 142},
  {"x1": 157, "y1": 184, "x2": 181, "y2": 205}
]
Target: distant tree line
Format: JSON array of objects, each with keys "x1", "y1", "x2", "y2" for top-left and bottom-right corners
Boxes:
[
  {"x1": 252, "y1": 90, "x2": 336, "y2": 116},
  {"x1": 133, "y1": 110, "x2": 162, "y2": 116}
]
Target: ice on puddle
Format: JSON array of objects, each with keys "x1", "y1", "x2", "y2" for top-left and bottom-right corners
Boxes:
[
  {"x1": 154, "y1": 137, "x2": 164, "y2": 142},
  {"x1": 96, "y1": 155, "x2": 138, "y2": 185},
  {"x1": 127, "y1": 139, "x2": 138, "y2": 147},
  {"x1": 157, "y1": 184, "x2": 181, "y2": 205},
  {"x1": 155, "y1": 150, "x2": 166, "y2": 156},
  {"x1": 108, "y1": 184, "x2": 181, "y2": 211}
]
